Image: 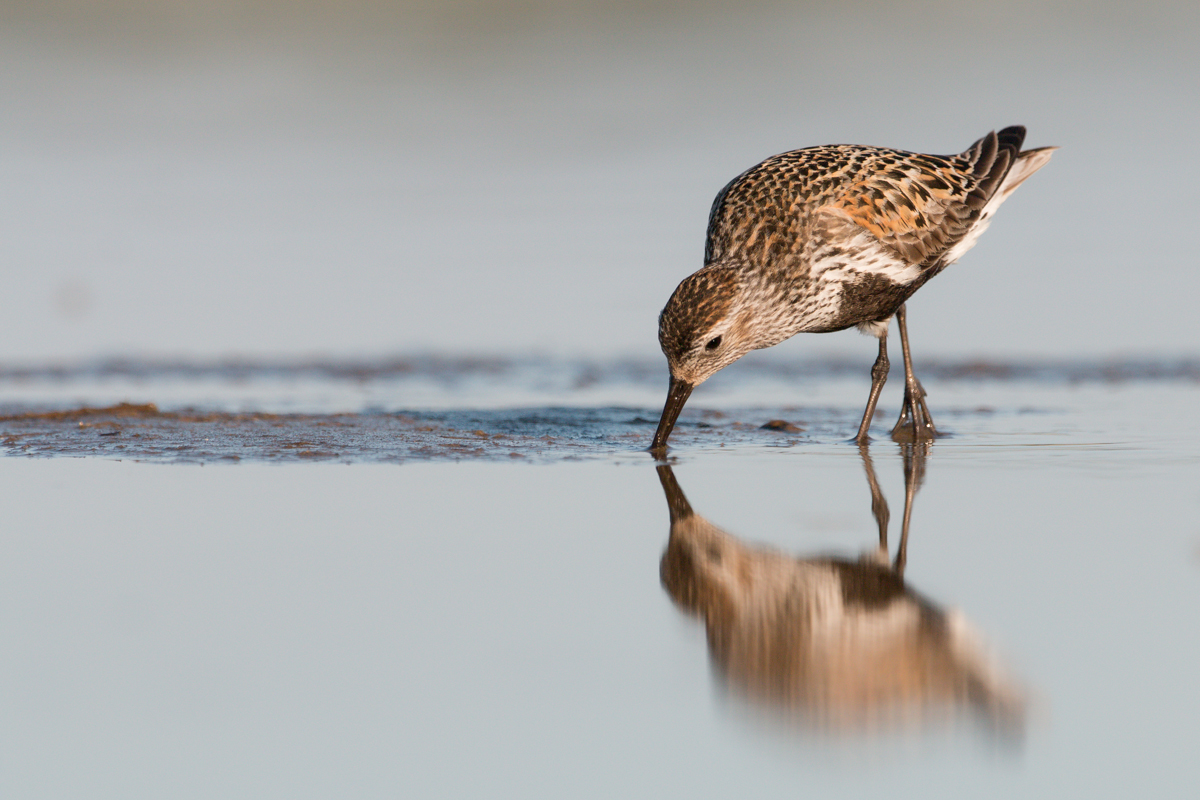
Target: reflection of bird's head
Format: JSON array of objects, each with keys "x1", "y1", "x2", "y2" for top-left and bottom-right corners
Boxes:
[{"x1": 657, "y1": 465, "x2": 738, "y2": 625}]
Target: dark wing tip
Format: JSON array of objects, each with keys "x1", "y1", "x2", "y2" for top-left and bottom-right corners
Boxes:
[
  {"x1": 965, "y1": 126, "x2": 1026, "y2": 208},
  {"x1": 970, "y1": 131, "x2": 999, "y2": 181},
  {"x1": 996, "y1": 126, "x2": 1027, "y2": 153}
]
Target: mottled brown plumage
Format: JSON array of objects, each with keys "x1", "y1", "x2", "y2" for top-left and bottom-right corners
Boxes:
[{"x1": 651, "y1": 126, "x2": 1055, "y2": 450}]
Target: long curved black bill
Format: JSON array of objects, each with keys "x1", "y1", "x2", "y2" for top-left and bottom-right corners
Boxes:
[{"x1": 649, "y1": 376, "x2": 694, "y2": 453}]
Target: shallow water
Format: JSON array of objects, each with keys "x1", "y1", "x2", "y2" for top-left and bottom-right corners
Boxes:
[{"x1": 1, "y1": 360, "x2": 1198, "y2": 798}]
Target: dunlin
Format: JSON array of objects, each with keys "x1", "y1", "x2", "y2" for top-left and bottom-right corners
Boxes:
[{"x1": 650, "y1": 126, "x2": 1055, "y2": 450}]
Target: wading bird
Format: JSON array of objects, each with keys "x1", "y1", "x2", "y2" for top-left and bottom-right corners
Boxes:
[{"x1": 651, "y1": 127, "x2": 1054, "y2": 450}]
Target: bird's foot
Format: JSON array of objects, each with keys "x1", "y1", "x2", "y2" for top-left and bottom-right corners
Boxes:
[{"x1": 890, "y1": 379, "x2": 939, "y2": 442}]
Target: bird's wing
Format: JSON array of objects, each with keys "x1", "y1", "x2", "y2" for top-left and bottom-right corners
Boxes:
[{"x1": 817, "y1": 128, "x2": 1027, "y2": 270}]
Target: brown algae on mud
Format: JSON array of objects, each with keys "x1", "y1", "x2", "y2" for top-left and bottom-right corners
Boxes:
[
  {"x1": 0, "y1": 402, "x2": 849, "y2": 463},
  {"x1": 0, "y1": 403, "x2": 588, "y2": 463},
  {"x1": 2, "y1": 401, "x2": 756, "y2": 463}
]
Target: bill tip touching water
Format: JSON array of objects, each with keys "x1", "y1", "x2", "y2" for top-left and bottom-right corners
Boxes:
[{"x1": 650, "y1": 126, "x2": 1055, "y2": 452}]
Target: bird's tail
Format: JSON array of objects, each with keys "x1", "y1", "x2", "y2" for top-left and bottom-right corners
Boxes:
[
  {"x1": 934, "y1": 127, "x2": 1056, "y2": 267},
  {"x1": 964, "y1": 126, "x2": 1056, "y2": 213}
]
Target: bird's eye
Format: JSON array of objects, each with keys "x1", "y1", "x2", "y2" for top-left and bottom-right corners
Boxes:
[{"x1": 705, "y1": 335, "x2": 722, "y2": 351}]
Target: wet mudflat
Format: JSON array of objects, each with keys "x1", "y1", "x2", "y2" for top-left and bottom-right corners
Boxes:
[
  {"x1": 2, "y1": 356, "x2": 1197, "y2": 464},
  {"x1": 0, "y1": 401, "x2": 905, "y2": 463},
  {"x1": 1, "y1": 359, "x2": 1199, "y2": 799},
  {"x1": 0, "y1": 403, "x2": 610, "y2": 463}
]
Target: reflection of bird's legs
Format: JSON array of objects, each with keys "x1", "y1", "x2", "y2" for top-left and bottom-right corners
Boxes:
[
  {"x1": 894, "y1": 442, "x2": 930, "y2": 575},
  {"x1": 891, "y1": 305, "x2": 938, "y2": 442},
  {"x1": 858, "y1": 443, "x2": 890, "y2": 562},
  {"x1": 854, "y1": 334, "x2": 889, "y2": 444}
]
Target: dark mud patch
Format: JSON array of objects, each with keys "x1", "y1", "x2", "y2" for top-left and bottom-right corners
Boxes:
[
  {"x1": 761, "y1": 419, "x2": 804, "y2": 433},
  {"x1": 0, "y1": 403, "x2": 586, "y2": 464},
  {"x1": 0, "y1": 402, "x2": 884, "y2": 464}
]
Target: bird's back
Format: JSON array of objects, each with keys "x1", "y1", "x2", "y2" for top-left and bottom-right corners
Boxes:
[{"x1": 702, "y1": 128, "x2": 1052, "y2": 334}]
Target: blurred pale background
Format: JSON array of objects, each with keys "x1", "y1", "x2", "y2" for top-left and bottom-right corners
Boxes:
[{"x1": 3, "y1": 0, "x2": 1198, "y2": 363}]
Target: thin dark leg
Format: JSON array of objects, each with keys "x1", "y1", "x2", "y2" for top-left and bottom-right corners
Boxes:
[
  {"x1": 858, "y1": 443, "x2": 889, "y2": 555},
  {"x1": 893, "y1": 441, "x2": 930, "y2": 576},
  {"x1": 854, "y1": 333, "x2": 889, "y2": 444},
  {"x1": 891, "y1": 305, "x2": 938, "y2": 442}
]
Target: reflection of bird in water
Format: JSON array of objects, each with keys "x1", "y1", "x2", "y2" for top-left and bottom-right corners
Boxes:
[
  {"x1": 650, "y1": 127, "x2": 1055, "y2": 450},
  {"x1": 657, "y1": 446, "x2": 1024, "y2": 735}
]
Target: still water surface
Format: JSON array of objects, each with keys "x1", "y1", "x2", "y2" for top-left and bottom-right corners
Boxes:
[{"x1": 2, "y1": 365, "x2": 1198, "y2": 797}]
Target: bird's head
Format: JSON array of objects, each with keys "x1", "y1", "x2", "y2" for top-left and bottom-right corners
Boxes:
[{"x1": 651, "y1": 268, "x2": 755, "y2": 451}]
